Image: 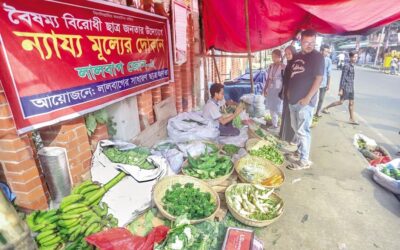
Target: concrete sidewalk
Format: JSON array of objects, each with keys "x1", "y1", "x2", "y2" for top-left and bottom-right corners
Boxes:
[{"x1": 259, "y1": 108, "x2": 400, "y2": 249}]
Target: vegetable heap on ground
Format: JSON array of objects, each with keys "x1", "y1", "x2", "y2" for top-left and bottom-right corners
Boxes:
[
  {"x1": 26, "y1": 172, "x2": 126, "y2": 250},
  {"x1": 103, "y1": 146, "x2": 154, "y2": 169},
  {"x1": 249, "y1": 145, "x2": 284, "y2": 165},
  {"x1": 226, "y1": 185, "x2": 283, "y2": 221},
  {"x1": 254, "y1": 128, "x2": 279, "y2": 145},
  {"x1": 222, "y1": 144, "x2": 240, "y2": 156},
  {"x1": 155, "y1": 216, "x2": 220, "y2": 250},
  {"x1": 233, "y1": 116, "x2": 243, "y2": 129},
  {"x1": 204, "y1": 142, "x2": 219, "y2": 153},
  {"x1": 184, "y1": 152, "x2": 233, "y2": 179},
  {"x1": 162, "y1": 183, "x2": 216, "y2": 220},
  {"x1": 381, "y1": 165, "x2": 400, "y2": 180},
  {"x1": 357, "y1": 138, "x2": 367, "y2": 150}
]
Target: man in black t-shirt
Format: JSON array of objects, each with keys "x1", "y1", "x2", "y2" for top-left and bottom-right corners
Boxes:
[{"x1": 286, "y1": 30, "x2": 324, "y2": 170}]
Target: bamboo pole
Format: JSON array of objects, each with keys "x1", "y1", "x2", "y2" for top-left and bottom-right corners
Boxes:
[
  {"x1": 374, "y1": 26, "x2": 385, "y2": 67},
  {"x1": 244, "y1": 0, "x2": 254, "y2": 93},
  {"x1": 199, "y1": 0, "x2": 209, "y2": 101},
  {"x1": 202, "y1": 54, "x2": 254, "y2": 58},
  {"x1": 211, "y1": 49, "x2": 222, "y2": 83}
]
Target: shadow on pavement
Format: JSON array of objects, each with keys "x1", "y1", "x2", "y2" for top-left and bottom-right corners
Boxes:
[{"x1": 361, "y1": 168, "x2": 400, "y2": 218}]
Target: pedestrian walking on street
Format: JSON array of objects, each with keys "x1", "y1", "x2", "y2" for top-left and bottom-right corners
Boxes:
[
  {"x1": 286, "y1": 30, "x2": 324, "y2": 170},
  {"x1": 264, "y1": 49, "x2": 285, "y2": 131},
  {"x1": 315, "y1": 44, "x2": 332, "y2": 117},
  {"x1": 390, "y1": 57, "x2": 398, "y2": 75},
  {"x1": 279, "y1": 45, "x2": 297, "y2": 143},
  {"x1": 322, "y1": 51, "x2": 359, "y2": 125}
]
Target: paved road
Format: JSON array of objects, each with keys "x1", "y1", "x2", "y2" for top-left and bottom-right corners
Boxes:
[{"x1": 324, "y1": 66, "x2": 400, "y2": 156}]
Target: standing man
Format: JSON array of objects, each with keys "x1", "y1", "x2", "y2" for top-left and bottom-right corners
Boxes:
[
  {"x1": 286, "y1": 30, "x2": 324, "y2": 170},
  {"x1": 322, "y1": 51, "x2": 359, "y2": 125},
  {"x1": 315, "y1": 44, "x2": 332, "y2": 117}
]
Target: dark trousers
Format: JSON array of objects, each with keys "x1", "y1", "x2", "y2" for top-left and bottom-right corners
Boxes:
[
  {"x1": 219, "y1": 122, "x2": 240, "y2": 136},
  {"x1": 316, "y1": 87, "x2": 327, "y2": 115}
]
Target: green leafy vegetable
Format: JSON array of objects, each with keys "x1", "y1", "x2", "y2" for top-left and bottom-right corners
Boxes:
[
  {"x1": 162, "y1": 183, "x2": 216, "y2": 220},
  {"x1": 233, "y1": 116, "x2": 243, "y2": 129},
  {"x1": 184, "y1": 152, "x2": 233, "y2": 179},
  {"x1": 103, "y1": 147, "x2": 154, "y2": 169},
  {"x1": 222, "y1": 144, "x2": 240, "y2": 156},
  {"x1": 85, "y1": 114, "x2": 97, "y2": 136},
  {"x1": 85, "y1": 109, "x2": 117, "y2": 136},
  {"x1": 155, "y1": 215, "x2": 220, "y2": 250},
  {"x1": 249, "y1": 145, "x2": 284, "y2": 165}
]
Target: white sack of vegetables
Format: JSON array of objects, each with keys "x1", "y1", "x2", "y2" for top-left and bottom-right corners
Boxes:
[
  {"x1": 371, "y1": 158, "x2": 400, "y2": 194},
  {"x1": 91, "y1": 141, "x2": 173, "y2": 226},
  {"x1": 93, "y1": 140, "x2": 166, "y2": 182},
  {"x1": 167, "y1": 112, "x2": 219, "y2": 143}
]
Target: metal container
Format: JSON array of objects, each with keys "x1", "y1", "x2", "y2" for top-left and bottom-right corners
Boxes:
[
  {"x1": 38, "y1": 147, "x2": 72, "y2": 203},
  {"x1": 0, "y1": 191, "x2": 37, "y2": 250}
]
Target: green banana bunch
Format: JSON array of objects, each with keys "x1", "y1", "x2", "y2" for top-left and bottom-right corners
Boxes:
[{"x1": 27, "y1": 172, "x2": 126, "y2": 250}]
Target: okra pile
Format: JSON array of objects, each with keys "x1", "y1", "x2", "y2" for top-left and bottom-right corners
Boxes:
[{"x1": 184, "y1": 152, "x2": 233, "y2": 179}]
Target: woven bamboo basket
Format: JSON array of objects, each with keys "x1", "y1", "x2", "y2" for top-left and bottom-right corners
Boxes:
[
  {"x1": 248, "y1": 126, "x2": 265, "y2": 140},
  {"x1": 181, "y1": 159, "x2": 234, "y2": 186},
  {"x1": 200, "y1": 140, "x2": 221, "y2": 153},
  {"x1": 153, "y1": 175, "x2": 220, "y2": 224},
  {"x1": 245, "y1": 138, "x2": 274, "y2": 151},
  {"x1": 225, "y1": 183, "x2": 284, "y2": 227},
  {"x1": 246, "y1": 139, "x2": 285, "y2": 168},
  {"x1": 235, "y1": 155, "x2": 285, "y2": 188}
]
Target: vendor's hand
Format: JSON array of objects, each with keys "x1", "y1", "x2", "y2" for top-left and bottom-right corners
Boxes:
[
  {"x1": 263, "y1": 89, "x2": 268, "y2": 97},
  {"x1": 326, "y1": 85, "x2": 330, "y2": 91},
  {"x1": 234, "y1": 105, "x2": 243, "y2": 115},
  {"x1": 298, "y1": 96, "x2": 311, "y2": 106},
  {"x1": 338, "y1": 89, "x2": 343, "y2": 96}
]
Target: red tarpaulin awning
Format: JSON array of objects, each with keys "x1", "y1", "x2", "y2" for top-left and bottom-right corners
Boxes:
[{"x1": 202, "y1": 0, "x2": 400, "y2": 52}]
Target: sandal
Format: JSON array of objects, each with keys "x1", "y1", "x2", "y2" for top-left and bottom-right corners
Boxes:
[
  {"x1": 349, "y1": 120, "x2": 360, "y2": 125},
  {"x1": 322, "y1": 109, "x2": 330, "y2": 114}
]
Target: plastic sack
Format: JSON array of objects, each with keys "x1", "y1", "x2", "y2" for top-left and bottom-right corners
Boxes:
[
  {"x1": 0, "y1": 182, "x2": 16, "y2": 202},
  {"x1": 152, "y1": 148, "x2": 184, "y2": 174},
  {"x1": 86, "y1": 226, "x2": 169, "y2": 250},
  {"x1": 369, "y1": 156, "x2": 392, "y2": 167},
  {"x1": 219, "y1": 127, "x2": 249, "y2": 148},
  {"x1": 371, "y1": 158, "x2": 400, "y2": 194},
  {"x1": 167, "y1": 112, "x2": 219, "y2": 143},
  {"x1": 241, "y1": 94, "x2": 266, "y2": 118},
  {"x1": 353, "y1": 134, "x2": 377, "y2": 150},
  {"x1": 93, "y1": 140, "x2": 164, "y2": 182},
  {"x1": 176, "y1": 141, "x2": 218, "y2": 158},
  {"x1": 151, "y1": 140, "x2": 184, "y2": 173},
  {"x1": 91, "y1": 140, "x2": 173, "y2": 226}
]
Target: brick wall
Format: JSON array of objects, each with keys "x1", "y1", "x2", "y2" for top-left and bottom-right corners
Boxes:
[
  {"x1": 0, "y1": 0, "x2": 199, "y2": 211},
  {"x1": 0, "y1": 84, "x2": 49, "y2": 210},
  {"x1": 89, "y1": 123, "x2": 109, "y2": 152}
]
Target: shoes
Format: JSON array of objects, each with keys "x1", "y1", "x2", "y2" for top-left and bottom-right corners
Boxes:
[
  {"x1": 287, "y1": 160, "x2": 312, "y2": 170},
  {"x1": 285, "y1": 151, "x2": 300, "y2": 162},
  {"x1": 315, "y1": 113, "x2": 322, "y2": 118}
]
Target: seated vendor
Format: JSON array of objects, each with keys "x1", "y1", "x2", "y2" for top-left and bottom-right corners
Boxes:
[{"x1": 202, "y1": 83, "x2": 243, "y2": 136}]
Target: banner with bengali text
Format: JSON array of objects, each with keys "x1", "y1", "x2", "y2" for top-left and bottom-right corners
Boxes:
[{"x1": 0, "y1": 0, "x2": 173, "y2": 133}]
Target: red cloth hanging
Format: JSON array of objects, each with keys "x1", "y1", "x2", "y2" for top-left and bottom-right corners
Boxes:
[{"x1": 202, "y1": 0, "x2": 400, "y2": 52}]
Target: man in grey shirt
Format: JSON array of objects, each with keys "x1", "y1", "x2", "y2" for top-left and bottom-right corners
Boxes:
[
  {"x1": 286, "y1": 30, "x2": 324, "y2": 170},
  {"x1": 203, "y1": 83, "x2": 243, "y2": 136}
]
